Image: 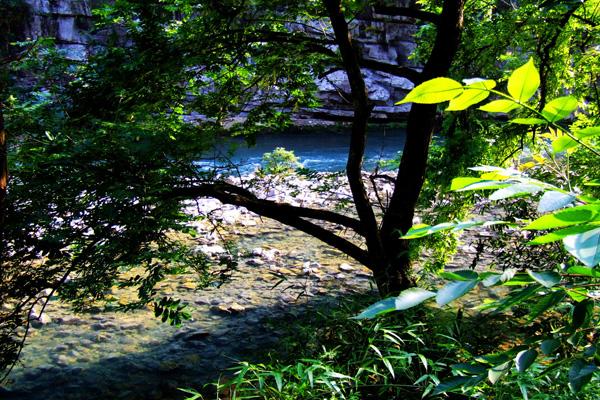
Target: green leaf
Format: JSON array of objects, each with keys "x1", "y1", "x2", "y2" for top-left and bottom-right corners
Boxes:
[
  {"x1": 525, "y1": 204, "x2": 600, "y2": 230},
  {"x1": 537, "y1": 191, "x2": 576, "y2": 213},
  {"x1": 439, "y1": 270, "x2": 479, "y2": 281},
  {"x1": 436, "y1": 280, "x2": 478, "y2": 306},
  {"x1": 572, "y1": 299, "x2": 594, "y2": 329},
  {"x1": 450, "y1": 177, "x2": 485, "y2": 190},
  {"x1": 501, "y1": 273, "x2": 535, "y2": 286},
  {"x1": 516, "y1": 349, "x2": 538, "y2": 373},
  {"x1": 353, "y1": 297, "x2": 396, "y2": 320},
  {"x1": 482, "y1": 269, "x2": 517, "y2": 287},
  {"x1": 488, "y1": 361, "x2": 511, "y2": 384},
  {"x1": 566, "y1": 288, "x2": 590, "y2": 302},
  {"x1": 479, "y1": 99, "x2": 521, "y2": 113},
  {"x1": 488, "y1": 285, "x2": 540, "y2": 312},
  {"x1": 540, "y1": 339, "x2": 560, "y2": 355},
  {"x1": 396, "y1": 77, "x2": 463, "y2": 105},
  {"x1": 507, "y1": 57, "x2": 540, "y2": 102},
  {"x1": 552, "y1": 135, "x2": 579, "y2": 153},
  {"x1": 566, "y1": 266, "x2": 600, "y2": 277},
  {"x1": 393, "y1": 288, "x2": 437, "y2": 311},
  {"x1": 469, "y1": 166, "x2": 521, "y2": 174},
  {"x1": 446, "y1": 80, "x2": 495, "y2": 111},
  {"x1": 528, "y1": 223, "x2": 600, "y2": 245},
  {"x1": 541, "y1": 96, "x2": 578, "y2": 122},
  {"x1": 563, "y1": 227, "x2": 600, "y2": 267},
  {"x1": 510, "y1": 118, "x2": 547, "y2": 125},
  {"x1": 353, "y1": 288, "x2": 436, "y2": 319},
  {"x1": 527, "y1": 270, "x2": 561, "y2": 288},
  {"x1": 568, "y1": 359, "x2": 596, "y2": 393},
  {"x1": 432, "y1": 375, "x2": 485, "y2": 395},
  {"x1": 488, "y1": 183, "x2": 543, "y2": 200},
  {"x1": 451, "y1": 363, "x2": 487, "y2": 374},
  {"x1": 456, "y1": 180, "x2": 512, "y2": 192},
  {"x1": 527, "y1": 290, "x2": 565, "y2": 321},
  {"x1": 575, "y1": 126, "x2": 600, "y2": 139},
  {"x1": 402, "y1": 222, "x2": 456, "y2": 239}
]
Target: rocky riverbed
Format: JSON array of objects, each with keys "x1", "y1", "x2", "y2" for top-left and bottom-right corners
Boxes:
[
  {"x1": 1, "y1": 173, "x2": 379, "y2": 400},
  {"x1": 2, "y1": 172, "x2": 494, "y2": 400}
]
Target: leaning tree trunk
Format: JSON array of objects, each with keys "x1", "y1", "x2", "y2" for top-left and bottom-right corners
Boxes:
[
  {"x1": 377, "y1": 0, "x2": 466, "y2": 295},
  {"x1": 0, "y1": 104, "x2": 6, "y2": 225}
]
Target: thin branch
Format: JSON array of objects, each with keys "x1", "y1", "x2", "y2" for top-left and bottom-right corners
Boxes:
[
  {"x1": 164, "y1": 182, "x2": 371, "y2": 265},
  {"x1": 358, "y1": 58, "x2": 421, "y2": 83},
  {"x1": 372, "y1": 5, "x2": 441, "y2": 25}
]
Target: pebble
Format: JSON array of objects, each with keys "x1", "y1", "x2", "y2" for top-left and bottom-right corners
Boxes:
[
  {"x1": 246, "y1": 258, "x2": 265, "y2": 267},
  {"x1": 339, "y1": 263, "x2": 354, "y2": 272},
  {"x1": 53, "y1": 344, "x2": 69, "y2": 352},
  {"x1": 194, "y1": 297, "x2": 210, "y2": 305}
]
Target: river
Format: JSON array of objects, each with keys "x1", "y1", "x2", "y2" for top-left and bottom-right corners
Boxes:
[{"x1": 196, "y1": 127, "x2": 406, "y2": 173}]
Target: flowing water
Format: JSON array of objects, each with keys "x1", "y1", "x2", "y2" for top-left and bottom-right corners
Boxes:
[
  {"x1": 197, "y1": 127, "x2": 406, "y2": 173},
  {"x1": 3, "y1": 129, "x2": 408, "y2": 399}
]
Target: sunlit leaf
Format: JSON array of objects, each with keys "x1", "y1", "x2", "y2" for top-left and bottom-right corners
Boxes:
[
  {"x1": 456, "y1": 180, "x2": 512, "y2": 192},
  {"x1": 436, "y1": 280, "x2": 478, "y2": 306},
  {"x1": 575, "y1": 126, "x2": 600, "y2": 139},
  {"x1": 396, "y1": 78, "x2": 463, "y2": 104},
  {"x1": 563, "y1": 227, "x2": 600, "y2": 267},
  {"x1": 516, "y1": 349, "x2": 538, "y2": 373},
  {"x1": 527, "y1": 270, "x2": 561, "y2": 288},
  {"x1": 401, "y1": 222, "x2": 456, "y2": 239},
  {"x1": 482, "y1": 269, "x2": 517, "y2": 287},
  {"x1": 552, "y1": 135, "x2": 579, "y2": 153},
  {"x1": 446, "y1": 80, "x2": 495, "y2": 111},
  {"x1": 566, "y1": 288, "x2": 590, "y2": 302},
  {"x1": 469, "y1": 166, "x2": 521, "y2": 174},
  {"x1": 489, "y1": 183, "x2": 543, "y2": 200},
  {"x1": 488, "y1": 361, "x2": 511, "y2": 384},
  {"x1": 541, "y1": 96, "x2": 578, "y2": 122},
  {"x1": 439, "y1": 270, "x2": 479, "y2": 281},
  {"x1": 566, "y1": 266, "x2": 600, "y2": 277},
  {"x1": 479, "y1": 99, "x2": 521, "y2": 113},
  {"x1": 353, "y1": 288, "x2": 436, "y2": 319},
  {"x1": 507, "y1": 57, "x2": 540, "y2": 102},
  {"x1": 528, "y1": 223, "x2": 600, "y2": 245},
  {"x1": 525, "y1": 204, "x2": 600, "y2": 230},
  {"x1": 537, "y1": 191, "x2": 576, "y2": 213},
  {"x1": 510, "y1": 118, "x2": 547, "y2": 125}
]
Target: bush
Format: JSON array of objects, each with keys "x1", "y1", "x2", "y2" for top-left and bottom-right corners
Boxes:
[{"x1": 259, "y1": 147, "x2": 301, "y2": 176}]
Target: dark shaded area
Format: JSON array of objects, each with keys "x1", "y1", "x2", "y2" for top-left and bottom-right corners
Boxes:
[{"x1": 2, "y1": 292, "x2": 369, "y2": 400}]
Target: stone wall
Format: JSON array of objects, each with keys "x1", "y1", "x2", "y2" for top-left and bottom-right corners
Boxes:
[{"x1": 20, "y1": 0, "x2": 418, "y2": 122}]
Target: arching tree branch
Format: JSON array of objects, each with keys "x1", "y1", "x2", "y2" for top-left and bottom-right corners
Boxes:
[
  {"x1": 164, "y1": 182, "x2": 371, "y2": 266},
  {"x1": 372, "y1": 5, "x2": 441, "y2": 25}
]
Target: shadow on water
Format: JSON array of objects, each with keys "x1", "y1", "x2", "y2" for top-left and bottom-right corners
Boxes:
[{"x1": 2, "y1": 291, "x2": 373, "y2": 400}]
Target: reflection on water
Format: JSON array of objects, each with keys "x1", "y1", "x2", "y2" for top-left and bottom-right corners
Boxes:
[{"x1": 197, "y1": 127, "x2": 406, "y2": 173}]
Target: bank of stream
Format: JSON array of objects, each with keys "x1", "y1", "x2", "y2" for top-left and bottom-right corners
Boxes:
[{"x1": 4, "y1": 211, "x2": 383, "y2": 399}]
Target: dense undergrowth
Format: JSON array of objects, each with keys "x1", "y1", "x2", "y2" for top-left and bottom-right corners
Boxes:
[{"x1": 182, "y1": 294, "x2": 598, "y2": 399}]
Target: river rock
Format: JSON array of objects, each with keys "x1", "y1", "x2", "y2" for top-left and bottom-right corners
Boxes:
[
  {"x1": 53, "y1": 344, "x2": 69, "y2": 352},
  {"x1": 339, "y1": 263, "x2": 354, "y2": 272},
  {"x1": 56, "y1": 315, "x2": 84, "y2": 326},
  {"x1": 246, "y1": 258, "x2": 265, "y2": 267},
  {"x1": 175, "y1": 330, "x2": 210, "y2": 342},
  {"x1": 195, "y1": 244, "x2": 226, "y2": 256},
  {"x1": 29, "y1": 309, "x2": 52, "y2": 328}
]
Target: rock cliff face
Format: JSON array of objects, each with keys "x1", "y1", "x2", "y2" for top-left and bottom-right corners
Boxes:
[
  {"x1": 23, "y1": 0, "x2": 96, "y2": 61},
  {"x1": 20, "y1": 0, "x2": 418, "y2": 122}
]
